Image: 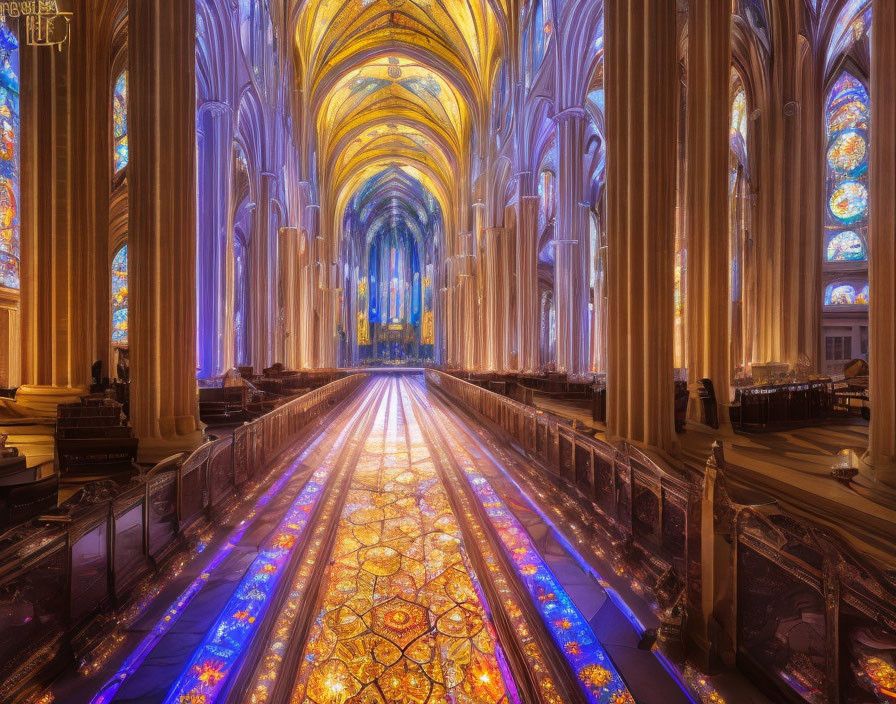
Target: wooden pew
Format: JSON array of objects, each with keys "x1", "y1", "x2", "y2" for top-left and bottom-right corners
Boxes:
[{"x1": 54, "y1": 400, "x2": 139, "y2": 481}]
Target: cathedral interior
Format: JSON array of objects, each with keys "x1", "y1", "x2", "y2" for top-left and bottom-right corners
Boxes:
[{"x1": 0, "y1": 0, "x2": 894, "y2": 703}]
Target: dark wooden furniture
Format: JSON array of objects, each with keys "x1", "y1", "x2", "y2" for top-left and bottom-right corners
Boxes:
[
  {"x1": 0, "y1": 458, "x2": 59, "y2": 532},
  {"x1": 732, "y1": 379, "x2": 835, "y2": 431},
  {"x1": 55, "y1": 400, "x2": 138, "y2": 480}
]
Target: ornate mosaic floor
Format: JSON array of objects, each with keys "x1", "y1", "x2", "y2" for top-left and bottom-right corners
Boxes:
[{"x1": 57, "y1": 376, "x2": 693, "y2": 704}]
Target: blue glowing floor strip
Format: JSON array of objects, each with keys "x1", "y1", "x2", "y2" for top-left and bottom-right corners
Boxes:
[
  {"x1": 411, "y1": 382, "x2": 633, "y2": 704},
  {"x1": 88, "y1": 383, "x2": 377, "y2": 704},
  {"x1": 160, "y1": 384, "x2": 384, "y2": 704},
  {"x1": 416, "y1": 378, "x2": 699, "y2": 703}
]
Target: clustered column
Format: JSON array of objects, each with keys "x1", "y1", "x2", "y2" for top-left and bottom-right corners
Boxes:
[
  {"x1": 11, "y1": 0, "x2": 129, "y2": 416},
  {"x1": 515, "y1": 176, "x2": 539, "y2": 373},
  {"x1": 553, "y1": 109, "x2": 590, "y2": 378},
  {"x1": 605, "y1": 0, "x2": 677, "y2": 450},
  {"x1": 684, "y1": 0, "x2": 731, "y2": 420},
  {"x1": 867, "y1": 0, "x2": 896, "y2": 484},
  {"x1": 196, "y1": 102, "x2": 235, "y2": 379},
  {"x1": 128, "y1": 0, "x2": 201, "y2": 453}
]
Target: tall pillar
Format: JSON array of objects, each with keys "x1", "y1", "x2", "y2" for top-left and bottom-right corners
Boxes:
[
  {"x1": 472, "y1": 203, "x2": 486, "y2": 369},
  {"x1": 483, "y1": 227, "x2": 503, "y2": 370},
  {"x1": 554, "y1": 109, "x2": 590, "y2": 377},
  {"x1": 278, "y1": 227, "x2": 301, "y2": 368},
  {"x1": 251, "y1": 173, "x2": 277, "y2": 370},
  {"x1": 684, "y1": 0, "x2": 731, "y2": 421},
  {"x1": 866, "y1": 0, "x2": 896, "y2": 484},
  {"x1": 500, "y1": 213, "x2": 516, "y2": 370},
  {"x1": 196, "y1": 102, "x2": 234, "y2": 378},
  {"x1": 605, "y1": 0, "x2": 677, "y2": 450},
  {"x1": 129, "y1": 0, "x2": 201, "y2": 456},
  {"x1": 516, "y1": 181, "x2": 539, "y2": 372},
  {"x1": 13, "y1": 1, "x2": 106, "y2": 419}
]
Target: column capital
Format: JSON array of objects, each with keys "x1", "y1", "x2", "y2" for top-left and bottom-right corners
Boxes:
[
  {"x1": 553, "y1": 106, "x2": 587, "y2": 123},
  {"x1": 198, "y1": 100, "x2": 232, "y2": 116}
]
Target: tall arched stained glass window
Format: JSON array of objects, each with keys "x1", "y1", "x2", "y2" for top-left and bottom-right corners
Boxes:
[
  {"x1": 0, "y1": 21, "x2": 19, "y2": 290},
  {"x1": 538, "y1": 169, "x2": 555, "y2": 225},
  {"x1": 729, "y1": 78, "x2": 749, "y2": 378},
  {"x1": 113, "y1": 70, "x2": 129, "y2": 173},
  {"x1": 111, "y1": 245, "x2": 128, "y2": 345},
  {"x1": 824, "y1": 72, "x2": 869, "y2": 303}
]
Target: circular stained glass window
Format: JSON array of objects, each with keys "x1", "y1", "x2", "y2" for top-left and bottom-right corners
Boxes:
[
  {"x1": 826, "y1": 231, "x2": 866, "y2": 261},
  {"x1": 827, "y1": 130, "x2": 867, "y2": 176},
  {"x1": 829, "y1": 181, "x2": 868, "y2": 224}
]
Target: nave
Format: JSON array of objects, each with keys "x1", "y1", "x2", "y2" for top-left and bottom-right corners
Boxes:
[{"x1": 54, "y1": 376, "x2": 692, "y2": 704}]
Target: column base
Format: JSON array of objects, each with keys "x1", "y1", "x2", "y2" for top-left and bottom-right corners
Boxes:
[
  {"x1": 855, "y1": 452, "x2": 896, "y2": 499},
  {"x1": 0, "y1": 384, "x2": 91, "y2": 423},
  {"x1": 137, "y1": 428, "x2": 205, "y2": 464}
]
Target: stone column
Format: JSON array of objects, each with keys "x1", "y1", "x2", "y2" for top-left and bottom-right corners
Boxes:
[
  {"x1": 129, "y1": 0, "x2": 201, "y2": 457},
  {"x1": 483, "y1": 227, "x2": 503, "y2": 370},
  {"x1": 0, "y1": 292, "x2": 19, "y2": 388},
  {"x1": 500, "y1": 213, "x2": 516, "y2": 370},
  {"x1": 13, "y1": 1, "x2": 108, "y2": 420},
  {"x1": 251, "y1": 172, "x2": 277, "y2": 370},
  {"x1": 196, "y1": 102, "x2": 234, "y2": 378},
  {"x1": 866, "y1": 0, "x2": 896, "y2": 483},
  {"x1": 684, "y1": 0, "x2": 731, "y2": 421},
  {"x1": 472, "y1": 203, "x2": 486, "y2": 369},
  {"x1": 278, "y1": 227, "x2": 301, "y2": 369},
  {"x1": 516, "y1": 181, "x2": 539, "y2": 372},
  {"x1": 605, "y1": 0, "x2": 677, "y2": 450},
  {"x1": 554, "y1": 109, "x2": 590, "y2": 377}
]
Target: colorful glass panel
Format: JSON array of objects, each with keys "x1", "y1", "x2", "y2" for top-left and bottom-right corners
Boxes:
[
  {"x1": 826, "y1": 73, "x2": 869, "y2": 134},
  {"x1": 825, "y1": 284, "x2": 856, "y2": 306},
  {"x1": 111, "y1": 245, "x2": 128, "y2": 344},
  {"x1": 827, "y1": 129, "x2": 867, "y2": 176},
  {"x1": 829, "y1": 180, "x2": 868, "y2": 224},
  {"x1": 857, "y1": 284, "x2": 869, "y2": 305},
  {"x1": 730, "y1": 88, "x2": 748, "y2": 146},
  {"x1": 113, "y1": 71, "x2": 128, "y2": 173},
  {"x1": 826, "y1": 231, "x2": 865, "y2": 261},
  {"x1": 0, "y1": 21, "x2": 19, "y2": 290}
]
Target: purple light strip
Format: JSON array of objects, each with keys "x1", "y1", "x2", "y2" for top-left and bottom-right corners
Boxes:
[
  {"x1": 159, "y1": 381, "x2": 384, "y2": 704},
  {"x1": 87, "y1": 381, "x2": 377, "y2": 704}
]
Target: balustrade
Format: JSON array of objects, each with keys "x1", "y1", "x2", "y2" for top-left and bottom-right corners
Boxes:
[{"x1": 0, "y1": 373, "x2": 367, "y2": 701}]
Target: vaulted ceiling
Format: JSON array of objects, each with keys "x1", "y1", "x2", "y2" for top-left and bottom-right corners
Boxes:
[{"x1": 289, "y1": 0, "x2": 506, "y2": 252}]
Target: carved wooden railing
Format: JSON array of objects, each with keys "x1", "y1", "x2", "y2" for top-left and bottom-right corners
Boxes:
[
  {"x1": 426, "y1": 369, "x2": 896, "y2": 704},
  {"x1": 0, "y1": 373, "x2": 367, "y2": 703}
]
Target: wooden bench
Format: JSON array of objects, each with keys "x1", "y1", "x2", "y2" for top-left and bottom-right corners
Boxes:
[{"x1": 54, "y1": 400, "x2": 139, "y2": 481}]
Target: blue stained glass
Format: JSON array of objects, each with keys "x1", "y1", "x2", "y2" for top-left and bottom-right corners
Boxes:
[
  {"x1": 825, "y1": 283, "x2": 857, "y2": 306},
  {"x1": 826, "y1": 231, "x2": 866, "y2": 261},
  {"x1": 113, "y1": 71, "x2": 128, "y2": 172},
  {"x1": 0, "y1": 21, "x2": 19, "y2": 290},
  {"x1": 829, "y1": 180, "x2": 868, "y2": 224},
  {"x1": 111, "y1": 245, "x2": 128, "y2": 344}
]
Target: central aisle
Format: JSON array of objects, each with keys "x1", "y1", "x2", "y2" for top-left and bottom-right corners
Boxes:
[{"x1": 75, "y1": 375, "x2": 693, "y2": 704}]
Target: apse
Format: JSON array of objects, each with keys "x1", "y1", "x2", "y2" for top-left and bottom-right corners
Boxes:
[{"x1": 340, "y1": 167, "x2": 440, "y2": 365}]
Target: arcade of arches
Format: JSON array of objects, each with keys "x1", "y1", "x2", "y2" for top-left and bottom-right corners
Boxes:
[{"x1": 0, "y1": 1, "x2": 896, "y2": 703}]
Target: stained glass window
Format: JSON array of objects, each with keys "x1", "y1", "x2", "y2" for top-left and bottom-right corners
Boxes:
[
  {"x1": 825, "y1": 283, "x2": 857, "y2": 306},
  {"x1": 730, "y1": 88, "x2": 748, "y2": 147},
  {"x1": 826, "y1": 231, "x2": 865, "y2": 261},
  {"x1": 538, "y1": 169, "x2": 555, "y2": 224},
  {"x1": 0, "y1": 22, "x2": 19, "y2": 290},
  {"x1": 111, "y1": 245, "x2": 128, "y2": 344},
  {"x1": 823, "y1": 71, "x2": 870, "y2": 281},
  {"x1": 113, "y1": 71, "x2": 128, "y2": 173}
]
